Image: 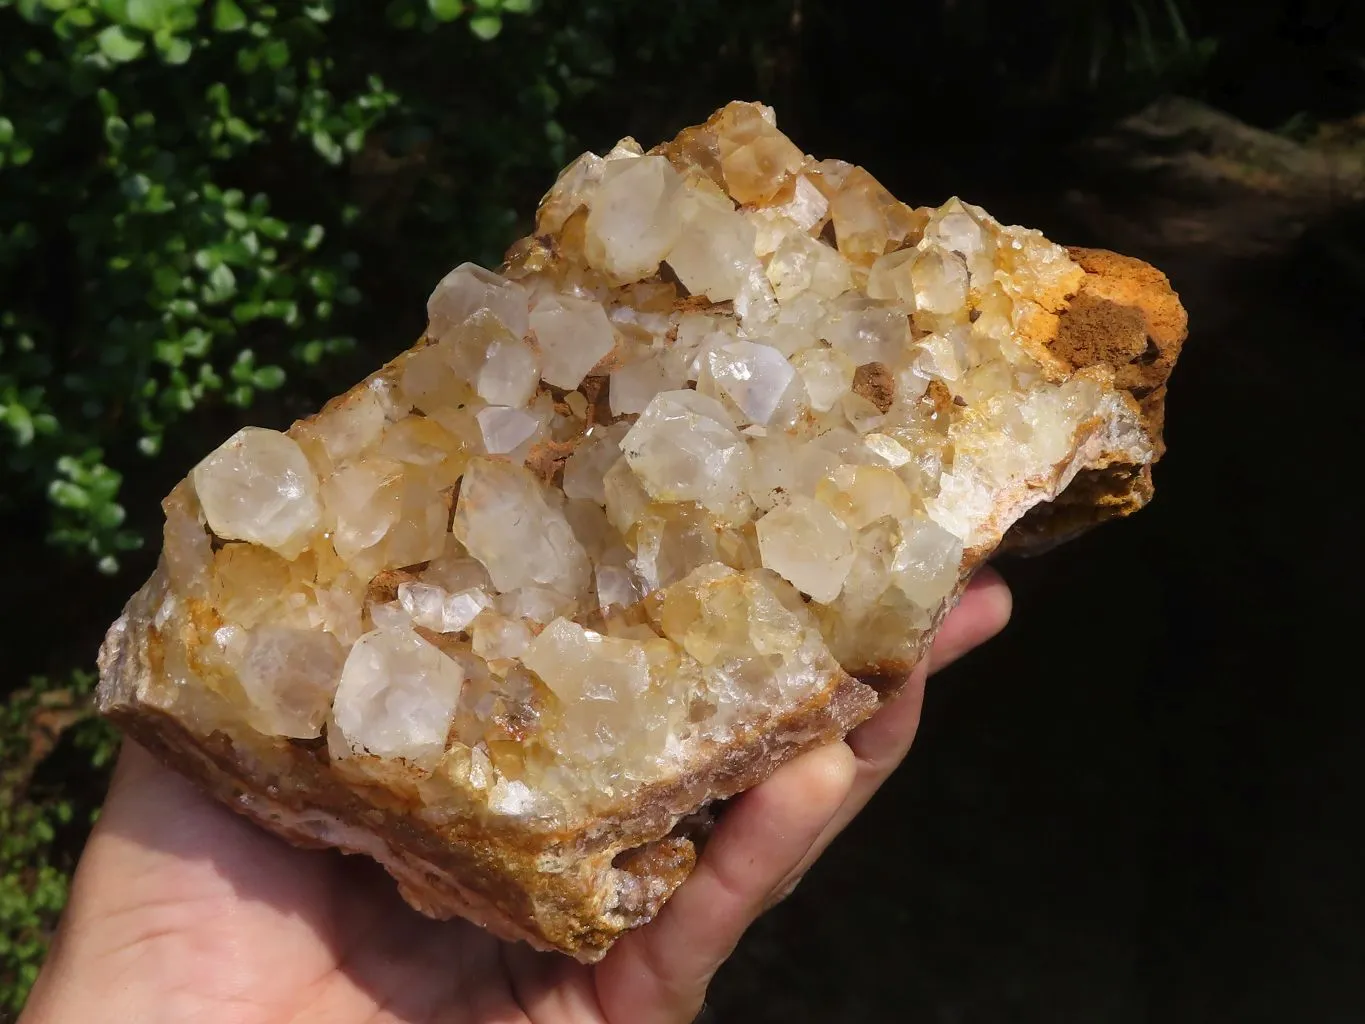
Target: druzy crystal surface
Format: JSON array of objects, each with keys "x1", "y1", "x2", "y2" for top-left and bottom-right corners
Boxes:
[{"x1": 99, "y1": 101, "x2": 1179, "y2": 959}]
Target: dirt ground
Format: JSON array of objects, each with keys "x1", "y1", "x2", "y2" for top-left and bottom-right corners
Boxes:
[{"x1": 708, "y1": 100, "x2": 1365, "y2": 1023}]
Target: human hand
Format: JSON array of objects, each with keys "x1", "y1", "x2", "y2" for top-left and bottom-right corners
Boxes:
[{"x1": 22, "y1": 569, "x2": 1010, "y2": 1024}]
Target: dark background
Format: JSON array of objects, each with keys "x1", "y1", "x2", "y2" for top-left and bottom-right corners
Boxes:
[
  {"x1": 706, "y1": 7, "x2": 1365, "y2": 1018},
  {"x1": 4, "y1": 0, "x2": 1364, "y2": 1019}
]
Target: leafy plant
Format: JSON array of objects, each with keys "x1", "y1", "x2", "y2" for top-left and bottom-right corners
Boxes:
[
  {"x1": 0, "y1": 671, "x2": 116, "y2": 1014},
  {"x1": 0, "y1": 0, "x2": 539, "y2": 572}
]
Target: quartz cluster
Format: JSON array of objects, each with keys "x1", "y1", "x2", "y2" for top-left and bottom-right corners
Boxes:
[{"x1": 98, "y1": 101, "x2": 1182, "y2": 959}]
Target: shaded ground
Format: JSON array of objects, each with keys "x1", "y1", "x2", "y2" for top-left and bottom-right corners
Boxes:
[{"x1": 709, "y1": 100, "x2": 1365, "y2": 1022}]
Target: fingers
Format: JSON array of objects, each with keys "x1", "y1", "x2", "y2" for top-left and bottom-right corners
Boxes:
[
  {"x1": 850, "y1": 566, "x2": 1011, "y2": 772},
  {"x1": 765, "y1": 567, "x2": 1013, "y2": 900},
  {"x1": 596, "y1": 743, "x2": 856, "y2": 1024},
  {"x1": 925, "y1": 566, "x2": 1013, "y2": 675},
  {"x1": 595, "y1": 568, "x2": 1011, "y2": 1022}
]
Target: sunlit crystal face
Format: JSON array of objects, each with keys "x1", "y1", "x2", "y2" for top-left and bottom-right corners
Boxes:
[
  {"x1": 334, "y1": 627, "x2": 465, "y2": 766},
  {"x1": 152, "y1": 100, "x2": 1150, "y2": 825},
  {"x1": 192, "y1": 427, "x2": 321, "y2": 558},
  {"x1": 620, "y1": 390, "x2": 753, "y2": 519}
]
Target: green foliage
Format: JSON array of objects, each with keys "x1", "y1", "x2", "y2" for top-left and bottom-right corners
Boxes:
[
  {"x1": 0, "y1": 0, "x2": 540, "y2": 572},
  {"x1": 0, "y1": 672, "x2": 116, "y2": 1013}
]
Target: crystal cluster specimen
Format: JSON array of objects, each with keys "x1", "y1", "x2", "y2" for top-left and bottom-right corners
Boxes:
[{"x1": 98, "y1": 102, "x2": 1186, "y2": 960}]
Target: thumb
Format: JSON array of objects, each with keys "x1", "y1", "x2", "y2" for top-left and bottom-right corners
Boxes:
[{"x1": 595, "y1": 742, "x2": 856, "y2": 1024}]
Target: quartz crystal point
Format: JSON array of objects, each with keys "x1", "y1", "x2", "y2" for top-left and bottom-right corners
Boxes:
[{"x1": 98, "y1": 101, "x2": 1187, "y2": 961}]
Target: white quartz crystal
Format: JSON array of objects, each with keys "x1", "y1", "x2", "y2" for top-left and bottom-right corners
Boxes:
[
  {"x1": 563, "y1": 423, "x2": 631, "y2": 504},
  {"x1": 584, "y1": 155, "x2": 682, "y2": 283},
  {"x1": 666, "y1": 188, "x2": 757, "y2": 302},
  {"x1": 192, "y1": 427, "x2": 321, "y2": 558},
  {"x1": 756, "y1": 496, "x2": 855, "y2": 603},
  {"x1": 477, "y1": 336, "x2": 540, "y2": 408},
  {"x1": 890, "y1": 516, "x2": 964, "y2": 609},
  {"x1": 472, "y1": 613, "x2": 533, "y2": 662},
  {"x1": 522, "y1": 619, "x2": 660, "y2": 765},
  {"x1": 792, "y1": 347, "x2": 855, "y2": 412},
  {"x1": 766, "y1": 231, "x2": 853, "y2": 303},
  {"x1": 454, "y1": 457, "x2": 590, "y2": 599},
  {"x1": 705, "y1": 341, "x2": 797, "y2": 425},
  {"x1": 397, "y1": 581, "x2": 491, "y2": 633},
  {"x1": 819, "y1": 298, "x2": 910, "y2": 366},
  {"x1": 745, "y1": 433, "x2": 842, "y2": 511},
  {"x1": 910, "y1": 248, "x2": 970, "y2": 316},
  {"x1": 529, "y1": 294, "x2": 617, "y2": 389},
  {"x1": 333, "y1": 627, "x2": 465, "y2": 766},
  {"x1": 476, "y1": 406, "x2": 541, "y2": 455},
  {"x1": 620, "y1": 390, "x2": 752, "y2": 519},
  {"x1": 226, "y1": 625, "x2": 345, "y2": 739},
  {"x1": 609, "y1": 351, "x2": 685, "y2": 415},
  {"x1": 427, "y1": 263, "x2": 529, "y2": 342}
]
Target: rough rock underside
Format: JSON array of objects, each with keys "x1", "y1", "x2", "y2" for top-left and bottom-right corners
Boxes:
[{"x1": 97, "y1": 101, "x2": 1187, "y2": 961}]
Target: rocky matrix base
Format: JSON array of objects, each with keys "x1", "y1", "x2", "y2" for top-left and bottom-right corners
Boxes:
[{"x1": 97, "y1": 102, "x2": 1187, "y2": 960}]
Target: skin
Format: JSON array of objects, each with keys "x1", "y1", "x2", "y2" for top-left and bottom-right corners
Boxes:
[{"x1": 22, "y1": 569, "x2": 1011, "y2": 1024}]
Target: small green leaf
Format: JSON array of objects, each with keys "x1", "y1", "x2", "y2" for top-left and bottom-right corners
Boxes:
[
  {"x1": 3, "y1": 404, "x2": 36, "y2": 446},
  {"x1": 468, "y1": 12, "x2": 500, "y2": 38},
  {"x1": 252, "y1": 365, "x2": 286, "y2": 389},
  {"x1": 60, "y1": 5, "x2": 97, "y2": 27},
  {"x1": 120, "y1": 172, "x2": 151, "y2": 199},
  {"x1": 156, "y1": 31, "x2": 192, "y2": 64},
  {"x1": 203, "y1": 262, "x2": 237, "y2": 303},
  {"x1": 97, "y1": 25, "x2": 146, "y2": 63},
  {"x1": 501, "y1": 0, "x2": 533, "y2": 12},
  {"x1": 256, "y1": 217, "x2": 288, "y2": 240},
  {"x1": 152, "y1": 264, "x2": 181, "y2": 296},
  {"x1": 103, "y1": 116, "x2": 129, "y2": 147},
  {"x1": 0, "y1": 117, "x2": 15, "y2": 146},
  {"x1": 153, "y1": 338, "x2": 184, "y2": 367},
  {"x1": 262, "y1": 38, "x2": 289, "y2": 69},
  {"x1": 96, "y1": 87, "x2": 120, "y2": 117},
  {"x1": 213, "y1": 0, "x2": 246, "y2": 30},
  {"x1": 311, "y1": 129, "x2": 343, "y2": 164},
  {"x1": 427, "y1": 0, "x2": 464, "y2": 20},
  {"x1": 125, "y1": 0, "x2": 163, "y2": 28}
]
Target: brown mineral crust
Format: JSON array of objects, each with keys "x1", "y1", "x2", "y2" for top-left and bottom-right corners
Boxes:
[
  {"x1": 523, "y1": 439, "x2": 575, "y2": 488},
  {"x1": 577, "y1": 374, "x2": 612, "y2": 426},
  {"x1": 367, "y1": 566, "x2": 424, "y2": 607},
  {"x1": 922, "y1": 379, "x2": 955, "y2": 420},
  {"x1": 851, "y1": 362, "x2": 896, "y2": 413},
  {"x1": 1055, "y1": 247, "x2": 1187, "y2": 455},
  {"x1": 1001, "y1": 247, "x2": 1186, "y2": 553},
  {"x1": 610, "y1": 837, "x2": 696, "y2": 917}
]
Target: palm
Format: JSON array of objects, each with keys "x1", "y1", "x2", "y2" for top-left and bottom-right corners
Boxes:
[{"x1": 25, "y1": 573, "x2": 1010, "y2": 1024}]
